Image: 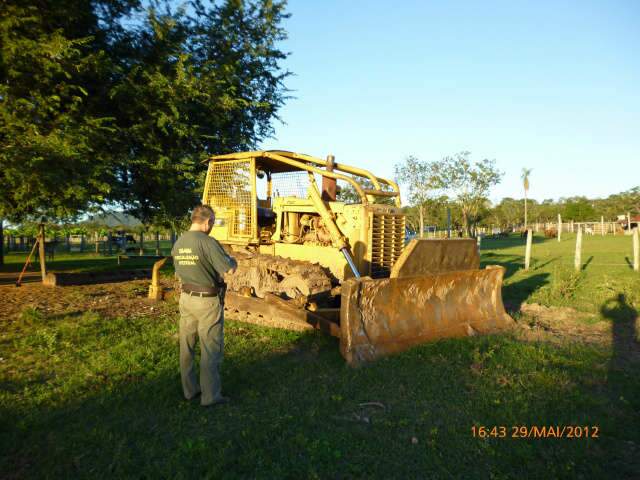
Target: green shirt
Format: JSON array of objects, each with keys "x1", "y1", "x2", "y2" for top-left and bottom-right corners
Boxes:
[{"x1": 171, "y1": 231, "x2": 237, "y2": 287}]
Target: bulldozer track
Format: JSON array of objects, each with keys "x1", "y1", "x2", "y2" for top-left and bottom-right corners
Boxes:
[
  {"x1": 215, "y1": 249, "x2": 338, "y2": 332},
  {"x1": 223, "y1": 248, "x2": 334, "y2": 301}
]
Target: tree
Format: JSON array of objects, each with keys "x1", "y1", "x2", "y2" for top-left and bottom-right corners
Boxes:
[
  {"x1": 109, "y1": 0, "x2": 291, "y2": 228},
  {"x1": 521, "y1": 168, "x2": 532, "y2": 229},
  {"x1": 562, "y1": 197, "x2": 596, "y2": 222},
  {"x1": 1, "y1": 0, "x2": 290, "y2": 235},
  {"x1": 491, "y1": 197, "x2": 523, "y2": 228},
  {"x1": 394, "y1": 156, "x2": 437, "y2": 237},
  {"x1": 429, "y1": 152, "x2": 503, "y2": 237},
  {"x1": 337, "y1": 179, "x2": 395, "y2": 206},
  {"x1": 401, "y1": 195, "x2": 454, "y2": 233},
  {"x1": 0, "y1": 2, "x2": 138, "y2": 222}
]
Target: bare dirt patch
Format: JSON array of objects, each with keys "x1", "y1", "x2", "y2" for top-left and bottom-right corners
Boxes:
[
  {"x1": 0, "y1": 278, "x2": 177, "y2": 324},
  {"x1": 512, "y1": 302, "x2": 640, "y2": 360}
]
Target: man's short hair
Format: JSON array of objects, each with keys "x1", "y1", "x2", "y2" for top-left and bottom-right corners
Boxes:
[{"x1": 191, "y1": 204, "x2": 215, "y2": 224}]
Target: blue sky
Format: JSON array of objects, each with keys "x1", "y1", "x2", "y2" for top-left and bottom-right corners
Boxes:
[{"x1": 259, "y1": 0, "x2": 639, "y2": 203}]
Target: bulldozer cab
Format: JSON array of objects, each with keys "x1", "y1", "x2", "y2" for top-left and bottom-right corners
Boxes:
[
  {"x1": 202, "y1": 151, "x2": 401, "y2": 240},
  {"x1": 202, "y1": 151, "x2": 405, "y2": 280}
]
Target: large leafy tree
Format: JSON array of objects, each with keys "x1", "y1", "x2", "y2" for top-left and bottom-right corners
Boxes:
[
  {"x1": 394, "y1": 155, "x2": 438, "y2": 236},
  {"x1": 110, "y1": 0, "x2": 291, "y2": 228},
  {"x1": 1, "y1": 0, "x2": 290, "y2": 232},
  {"x1": 429, "y1": 152, "x2": 503, "y2": 237},
  {"x1": 562, "y1": 197, "x2": 597, "y2": 222},
  {"x1": 0, "y1": 1, "x2": 140, "y2": 222}
]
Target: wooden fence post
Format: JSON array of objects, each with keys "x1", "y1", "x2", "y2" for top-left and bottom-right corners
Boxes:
[
  {"x1": 38, "y1": 223, "x2": 47, "y2": 281},
  {"x1": 628, "y1": 212, "x2": 632, "y2": 234},
  {"x1": 557, "y1": 214, "x2": 562, "y2": 242},
  {"x1": 0, "y1": 219, "x2": 3, "y2": 266},
  {"x1": 601, "y1": 216, "x2": 605, "y2": 236},
  {"x1": 633, "y1": 228, "x2": 639, "y2": 272},
  {"x1": 574, "y1": 226, "x2": 582, "y2": 272},
  {"x1": 525, "y1": 228, "x2": 533, "y2": 270}
]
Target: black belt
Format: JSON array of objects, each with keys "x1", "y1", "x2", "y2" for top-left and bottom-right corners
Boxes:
[{"x1": 182, "y1": 283, "x2": 219, "y2": 297}]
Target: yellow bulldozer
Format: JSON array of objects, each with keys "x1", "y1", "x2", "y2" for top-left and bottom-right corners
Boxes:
[{"x1": 200, "y1": 150, "x2": 513, "y2": 364}]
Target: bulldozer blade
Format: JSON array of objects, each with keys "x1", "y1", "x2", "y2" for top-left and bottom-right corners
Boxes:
[
  {"x1": 339, "y1": 266, "x2": 514, "y2": 365},
  {"x1": 391, "y1": 238, "x2": 480, "y2": 278}
]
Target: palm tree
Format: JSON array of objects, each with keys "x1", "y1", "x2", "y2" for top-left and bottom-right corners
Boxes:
[{"x1": 521, "y1": 168, "x2": 532, "y2": 229}]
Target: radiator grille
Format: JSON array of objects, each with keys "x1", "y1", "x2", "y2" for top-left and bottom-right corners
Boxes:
[
  {"x1": 203, "y1": 160, "x2": 254, "y2": 239},
  {"x1": 369, "y1": 213, "x2": 405, "y2": 277}
]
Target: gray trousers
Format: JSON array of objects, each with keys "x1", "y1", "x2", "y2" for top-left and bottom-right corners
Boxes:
[{"x1": 178, "y1": 292, "x2": 224, "y2": 406}]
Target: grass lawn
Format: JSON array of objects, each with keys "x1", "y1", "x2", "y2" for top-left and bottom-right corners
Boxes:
[
  {"x1": 481, "y1": 233, "x2": 640, "y2": 321},
  {"x1": 0, "y1": 240, "x2": 175, "y2": 275},
  {"x1": 1, "y1": 234, "x2": 639, "y2": 478}
]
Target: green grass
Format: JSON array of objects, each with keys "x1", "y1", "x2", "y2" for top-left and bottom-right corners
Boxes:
[
  {"x1": 2, "y1": 307, "x2": 639, "y2": 478},
  {"x1": 1, "y1": 234, "x2": 639, "y2": 478},
  {"x1": 481, "y1": 233, "x2": 640, "y2": 320},
  {"x1": 0, "y1": 247, "x2": 172, "y2": 275}
]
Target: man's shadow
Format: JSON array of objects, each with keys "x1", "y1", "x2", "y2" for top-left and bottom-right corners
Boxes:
[
  {"x1": 600, "y1": 293, "x2": 638, "y2": 371},
  {"x1": 599, "y1": 294, "x2": 640, "y2": 474}
]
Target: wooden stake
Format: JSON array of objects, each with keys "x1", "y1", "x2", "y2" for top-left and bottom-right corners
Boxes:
[
  {"x1": 38, "y1": 223, "x2": 47, "y2": 281},
  {"x1": 525, "y1": 228, "x2": 533, "y2": 270},
  {"x1": 574, "y1": 226, "x2": 582, "y2": 272},
  {"x1": 633, "y1": 228, "x2": 639, "y2": 272},
  {"x1": 0, "y1": 219, "x2": 3, "y2": 266},
  {"x1": 419, "y1": 205, "x2": 424, "y2": 238},
  {"x1": 601, "y1": 216, "x2": 605, "y2": 236},
  {"x1": 557, "y1": 214, "x2": 562, "y2": 242}
]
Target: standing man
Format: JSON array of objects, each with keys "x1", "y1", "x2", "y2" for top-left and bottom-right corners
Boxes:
[{"x1": 172, "y1": 205, "x2": 237, "y2": 407}]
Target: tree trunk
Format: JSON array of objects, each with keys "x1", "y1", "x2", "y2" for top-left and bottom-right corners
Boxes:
[
  {"x1": 462, "y1": 210, "x2": 470, "y2": 238},
  {"x1": 419, "y1": 205, "x2": 424, "y2": 238},
  {"x1": 524, "y1": 192, "x2": 528, "y2": 230},
  {"x1": 155, "y1": 231, "x2": 160, "y2": 255},
  {"x1": 139, "y1": 231, "x2": 144, "y2": 256}
]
